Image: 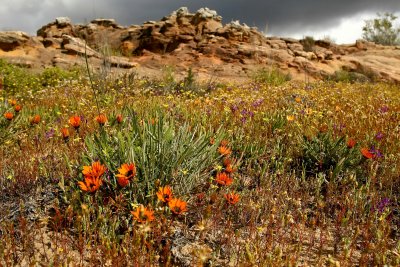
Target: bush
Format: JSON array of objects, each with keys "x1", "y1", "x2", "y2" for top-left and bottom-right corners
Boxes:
[
  {"x1": 362, "y1": 12, "x2": 400, "y2": 46},
  {"x1": 251, "y1": 67, "x2": 291, "y2": 86},
  {"x1": 301, "y1": 36, "x2": 316, "y2": 52},
  {"x1": 82, "y1": 110, "x2": 223, "y2": 204},
  {"x1": 300, "y1": 132, "x2": 364, "y2": 181}
]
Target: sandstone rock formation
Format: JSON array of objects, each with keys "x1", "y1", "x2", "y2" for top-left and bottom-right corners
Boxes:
[{"x1": 0, "y1": 7, "x2": 399, "y2": 83}]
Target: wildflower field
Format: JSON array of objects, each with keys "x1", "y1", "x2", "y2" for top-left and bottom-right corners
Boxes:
[{"x1": 0, "y1": 60, "x2": 399, "y2": 266}]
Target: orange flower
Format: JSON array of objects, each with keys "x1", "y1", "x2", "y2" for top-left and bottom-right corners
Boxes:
[
  {"x1": 224, "y1": 192, "x2": 240, "y2": 205},
  {"x1": 61, "y1": 128, "x2": 69, "y2": 141},
  {"x1": 215, "y1": 172, "x2": 233, "y2": 186},
  {"x1": 156, "y1": 186, "x2": 173, "y2": 203},
  {"x1": 218, "y1": 146, "x2": 232, "y2": 156},
  {"x1": 116, "y1": 114, "x2": 123, "y2": 124},
  {"x1": 4, "y1": 112, "x2": 13, "y2": 121},
  {"x1": 82, "y1": 161, "x2": 106, "y2": 179},
  {"x1": 319, "y1": 124, "x2": 328, "y2": 133},
  {"x1": 8, "y1": 99, "x2": 16, "y2": 106},
  {"x1": 131, "y1": 205, "x2": 155, "y2": 223},
  {"x1": 96, "y1": 114, "x2": 107, "y2": 126},
  {"x1": 30, "y1": 115, "x2": 41, "y2": 125},
  {"x1": 79, "y1": 161, "x2": 106, "y2": 192},
  {"x1": 69, "y1": 116, "x2": 81, "y2": 129},
  {"x1": 168, "y1": 198, "x2": 188, "y2": 215},
  {"x1": 14, "y1": 105, "x2": 22, "y2": 113},
  {"x1": 78, "y1": 176, "x2": 102, "y2": 193},
  {"x1": 115, "y1": 163, "x2": 136, "y2": 187},
  {"x1": 220, "y1": 139, "x2": 229, "y2": 147},
  {"x1": 222, "y1": 157, "x2": 231, "y2": 167},
  {"x1": 361, "y1": 148, "x2": 374, "y2": 159},
  {"x1": 347, "y1": 138, "x2": 356, "y2": 148},
  {"x1": 225, "y1": 164, "x2": 236, "y2": 174}
]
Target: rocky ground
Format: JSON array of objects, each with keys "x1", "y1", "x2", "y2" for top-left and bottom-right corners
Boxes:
[{"x1": 0, "y1": 7, "x2": 400, "y2": 83}]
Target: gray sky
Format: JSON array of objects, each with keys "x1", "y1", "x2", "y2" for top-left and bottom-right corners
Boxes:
[{"x1": 0, "y1": 0, "x2": 399, "y2": 43}]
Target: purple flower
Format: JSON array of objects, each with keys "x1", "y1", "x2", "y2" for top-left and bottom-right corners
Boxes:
[
  {"x1": 376, "y1": 198, "x2": 391, "y2": 213},
  {"x1": 252, "y1": 98, "x2": 264, "y2": 108},
  {"x1": 375, "y1": 132, "x2": 384, "y2": 140},
  {"x1": 230, "y1": 104, "x2": 239, "y2": 113},
  {"x1": 370, "y1": 146, "x2": 384, "y2": 158},
  {"x1": 45, "y1": 128, "x2": 55, "y2": 139},
  {"x1": 379, "y1": 105, "x2": 389, "y2": 113},
  {"x1": 240, "y1": 116, "x2": 247, "y2": 124},
  {"x1": 241, "y1": 109, "x2": 249, "y2": 116}
]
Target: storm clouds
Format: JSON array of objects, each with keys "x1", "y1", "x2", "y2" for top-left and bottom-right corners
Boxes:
[{"x1": 1, "y1": 0, "x2": 399, "y2": 43}]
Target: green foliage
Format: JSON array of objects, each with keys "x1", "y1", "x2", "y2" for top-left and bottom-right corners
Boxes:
[
  {"x1": 362, "y1": 12, "x2": 400, "y2": 46},
  {"x1": 251, "y1": 67, "x2": 291, "y2": 86},
  {"x1": 83, "y1": 110, "x2": 222, "y2": 204},
  {"x1": 325, "y1": 66, "x2": 378, "y2": 83},
  {"x1": 301, "y1": 36, "x2": 316, "y2": 52},
  {"x1": 300, "y1": 132, "x2": 363, "y2": 181},
  {"x1": 39, "y1": 67, "x2": 81, "y2": 87},
  {"x1": 0, "y1": 60, "x2": 82, "y2": 94},
  {"x1": 0, "y1": 59, "x2": 39, "y2": 93}
]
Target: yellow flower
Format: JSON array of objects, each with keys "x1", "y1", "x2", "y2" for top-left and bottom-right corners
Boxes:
[{"x1": 286, "y1": 115, "x2": 295, "y2": 122}]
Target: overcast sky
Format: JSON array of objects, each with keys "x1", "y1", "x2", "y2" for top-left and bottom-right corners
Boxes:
[{"x1": 0, "y1": 0, "x2": 399, "y2": 44}]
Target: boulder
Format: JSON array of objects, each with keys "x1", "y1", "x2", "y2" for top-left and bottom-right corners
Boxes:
[
  {"x1": 55, "y1": 17, "x2": 72, "y2": 27},
  {"x1": 62, "y1": 35, "x2": 100, "y2": 57},
  {"x1": 0, "y1": 31, "x2": 30, "y2": 51},
  {"x1": 90, "y1": 19, "x2": 119, "y2": 28},
  {"x1": 106, "y1": 56, "x2": 138, "y2": 68}
]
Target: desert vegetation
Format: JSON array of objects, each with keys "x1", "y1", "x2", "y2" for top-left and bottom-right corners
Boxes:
[{"x1": 0, "y1": 59, "x2": 399, "y2": 266}]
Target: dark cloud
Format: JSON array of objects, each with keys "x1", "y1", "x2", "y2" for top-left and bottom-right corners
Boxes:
[{"x1": 1, "y1": 0, "x2": 399, "y2": 40}]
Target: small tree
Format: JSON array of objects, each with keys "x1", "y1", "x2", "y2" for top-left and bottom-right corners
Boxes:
[{"x1": 362, "y1": 12, "x2": 400, "y2": 46}]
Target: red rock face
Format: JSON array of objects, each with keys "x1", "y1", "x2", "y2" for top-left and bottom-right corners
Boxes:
[{"x1": 0, "y1": 7, "x2": 399, "y2": 83}]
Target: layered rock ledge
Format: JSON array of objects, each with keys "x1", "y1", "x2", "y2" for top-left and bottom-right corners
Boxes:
[{"x1": 1, "y1": 7, "x2": 399, "y2": 83}]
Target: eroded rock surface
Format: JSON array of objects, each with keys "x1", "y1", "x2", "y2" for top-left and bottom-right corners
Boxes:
[{"x1": 1, "y1": 7, "x2": 399, "y2": 83}]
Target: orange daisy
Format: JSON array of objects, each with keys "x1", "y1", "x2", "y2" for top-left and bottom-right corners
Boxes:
[
  {"x1": 215, "y1": 172, "x2": 233, "y2": 186},
  {"x1": 225, "y1": 164, "x2": 236, "y2": 174},
  {"x1": 361, "y1": 148, "x2": 374, "y2": 159},
  {"x1": 14, "y1": 105, "x2": 22, "y2": 113},
  {"x1": 30, "y1": 115, "x2": 41, "y2": 125},
  {"x1": 224, "y1": 192, "x2": 240, "y2": 205},
  {"x1": 218, "y1": 146, "x2": 232, "y2": 156},
  {"x1": 156, "y1": 186, "x2": 173, "y2": 203},
  {"x1": 69, "y1": 116, "x2": 81, "y2": 129},
  {"x1": 61, "y1": 128, "x2": 69, "y2": 141},
  {"x1": 82, "y1": 161, "x2": 106, "y2": 179},
  {"x1": 347, "y1": 138, "x2": 356, "y2": 148},
  {"x1": 131, "y1": 205, "x2": 155, "y2": 223},
  {"x1": 115, "y1": 163, "x2": 136, "y2": 187},
  {"x1": 78, "y1": 176, "x2": 102, "y2": 193},
  {"x1": 168, "y1": 198, "x2": 188, "y2": 215},
  {"x1": 96, "y1": 114, "x2": 107, "y2": 126},
  {"x1": 4, "y1": 112, "x2": 13, "y2": 121},
  {"x1": 116, "y1": 114, "x2": 123, "y2": 124},
  {"x1": 8, "y1": 99, "x2": 16, "y2": 106}
]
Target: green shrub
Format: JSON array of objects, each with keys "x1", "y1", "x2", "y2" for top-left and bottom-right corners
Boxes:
[
  {"x1": 39, "y1": 67, "x2": 81, "y2": 87},
  {"x1": 300, "y1": 132, "x2": 363, "y2": 181},
  {"x1": 251, "y1": 67, "x2": 291, "y2": 86},
  {"x1": 301, "y1": 36, "x2": 316, "y2": 52},
  {"x1": 82, "y1": 110, "x2": 223, "y2": 205},
  {"x1": 362, "y1": 12, "x2": 400, "y2": 46}
]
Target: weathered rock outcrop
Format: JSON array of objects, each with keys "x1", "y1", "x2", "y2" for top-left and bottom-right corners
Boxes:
[{"x1": 1, "y1": 7, "x2": 400, "y2": 83}]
